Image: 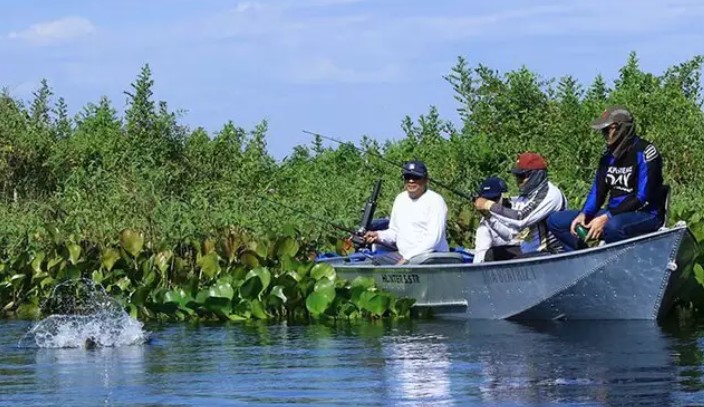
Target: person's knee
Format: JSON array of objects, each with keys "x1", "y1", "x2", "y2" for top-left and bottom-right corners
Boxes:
[
  {"x1": 547, "y1": 211, "x2": 572, "y2": 231},
  {"x1": 546, "y1": 212, "x2": 560, "y2": 230},
  {"x1": 603, "y1": 217, "x2": 626, "y2": 241}
]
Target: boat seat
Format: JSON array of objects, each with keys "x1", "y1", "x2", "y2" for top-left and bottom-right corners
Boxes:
[{"x1": 408, "y1": 252, "x2": 466, "y2": 265}]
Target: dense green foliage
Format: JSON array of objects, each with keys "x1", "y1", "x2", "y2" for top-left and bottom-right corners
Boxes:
[
  {"x1": 2, "y1": 52, "x2": 704, "y2": 317},
  {"x1": 1, "y1": 228, "x2": 413, "y2": 321}
]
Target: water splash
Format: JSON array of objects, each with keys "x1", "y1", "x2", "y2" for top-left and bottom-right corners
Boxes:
[{"x1": 18, "y1": 278, "x2": 149, "y2": 348}]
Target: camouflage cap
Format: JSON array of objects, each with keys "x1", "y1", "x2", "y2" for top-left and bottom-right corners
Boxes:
[{"x1": 590, "y1": 105, "x2": 634, "y2": 130}]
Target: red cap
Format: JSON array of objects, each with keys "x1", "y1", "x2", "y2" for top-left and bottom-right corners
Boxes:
[{"x1": 511, "y1": 152, "x2": 547, "y2": 174}]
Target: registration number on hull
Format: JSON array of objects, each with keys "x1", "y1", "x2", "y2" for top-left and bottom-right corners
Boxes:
[{"x1": 380, "y1": 273, "x2": 421, "y2": 285}]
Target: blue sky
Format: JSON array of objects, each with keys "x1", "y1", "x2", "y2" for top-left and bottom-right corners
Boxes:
[{"x1": 1, "y1": 0, "x2": 703, "y2": 159}]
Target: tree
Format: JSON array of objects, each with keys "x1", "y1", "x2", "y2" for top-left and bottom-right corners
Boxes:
[
  {"x1": 54, "y1": 97, "x2": 72, "y2": 139},
  {"x1": 30, "y1": 79, "x2": 53, "y2": 127},
  {"x1": 125, "y1": 64, "x2": 156, "y2": 139}
]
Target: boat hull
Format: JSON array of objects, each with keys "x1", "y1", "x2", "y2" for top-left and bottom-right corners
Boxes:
[{"x1": 327, "y1": 226, "x2": 699, "y2": 320}]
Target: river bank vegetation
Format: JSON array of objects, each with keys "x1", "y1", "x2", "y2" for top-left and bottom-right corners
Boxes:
[{"x1": 2, "y1": 52, "x2": 704, "y2": 320}]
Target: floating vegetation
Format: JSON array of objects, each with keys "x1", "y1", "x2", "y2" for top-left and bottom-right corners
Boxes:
[{"x1": 3, "y1": 230, "x2": 414, "y2": 324}]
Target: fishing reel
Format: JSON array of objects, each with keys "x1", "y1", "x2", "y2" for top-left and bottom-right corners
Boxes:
[{"x1": 349, "y1": 231, "x2": 368, "y2": 250}]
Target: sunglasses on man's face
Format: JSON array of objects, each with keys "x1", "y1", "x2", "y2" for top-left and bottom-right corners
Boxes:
[
  {"x1": 403, "y1": 174, "x2": 422, "y2": 182},
  {"x1": 601, "y1": 124, "x2": 617, "y2": 138},
  {"x1": 514, "y1": 173, "x2": 528, "y2": 182}
]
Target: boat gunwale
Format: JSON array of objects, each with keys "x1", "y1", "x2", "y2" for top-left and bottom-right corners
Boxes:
[{"x1": 330, "y1": 225, "x2": 695, "y2": 271}]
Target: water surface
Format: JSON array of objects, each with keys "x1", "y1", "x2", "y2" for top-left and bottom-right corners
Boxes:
[{"x1": 2, "y1": 318, "x2": 704, "y2": 406}]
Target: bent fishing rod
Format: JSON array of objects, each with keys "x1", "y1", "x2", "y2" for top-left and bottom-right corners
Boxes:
[{"x1": 302, "y1": 130, "x2": 477, "y2": 202}]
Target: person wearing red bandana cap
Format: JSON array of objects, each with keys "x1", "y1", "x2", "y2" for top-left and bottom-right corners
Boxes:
[{"x1": 474, "y1": 152, "x2": 567, "y2": 260}]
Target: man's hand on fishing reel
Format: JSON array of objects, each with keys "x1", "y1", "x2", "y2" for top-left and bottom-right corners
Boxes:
[{"x1": 363, "y1": 231, "x2": 379, "y2": 244}]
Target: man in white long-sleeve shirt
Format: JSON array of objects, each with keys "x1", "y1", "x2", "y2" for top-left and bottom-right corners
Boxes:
[
  {"x1": 474, "y1": 152, "x2": 567, "y2": 261},
  {"x1": 364, "y1": 160, "x2": 449, "y2": 265}
]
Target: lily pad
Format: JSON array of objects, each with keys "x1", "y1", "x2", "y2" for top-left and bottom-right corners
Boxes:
[
  {"x1": 195, "y1": 289, "x2": 210, "y2": 305},
  {"x1": 92, "y1": 270, "x2": 104, "y2": 283},
  {"x1": 274, "y1": 236, "x2": 299, "y2": 259},
  {"x1": 101, "y1": 248, "x2": 121, "y2": 271},
  {"x1": 280, "y1": 255, "x2": 299, "y2": 273},
  {"x1": 351, "y1": 276, "x2": 375, "y2": 289},
  {"x1": 142, "y1": 269, "x2": 157, "y2": 287},
  {"x1": 248, "y1": 267, "x2": 271, "y2": 293},
  {"x1": 232, "y1": 300, "x2": 252, "y2": 319},
  {"x1": 131, "y1": 286, "x2": 151, "y2": 306},
  {"x1": 209, "y1": 282, "x2": 234, "y2": 300},
  {"x1": 306, "y1": 291, "x2": 331, "y2": 316},
  {"x1": 155, "y1": 250, "x2": 172, "y2": 274},
  {"x1": 338, "y1": 302, "x2": 359, "y2": 318},
  {"x1": 313, "y1": 278, "x2": 336, "y2": 304},
  {"x1": 270, "y1": 285, "x2": 287, "y2": 303},
  {"x1": 392, "y1": 298, "x2": 415, "y2": 316},
  {"x1": 239, "y1": 250, "x2": 260, "y2": 268},
  {"x1": 694, "y1": 263, "x2": 704, "y2": 285},
  {"x1": 257, "y1": 240, "x2": 271, "y2": 259},
  {"x1": 40, "y1": 276, "x2": 54, "y2": 289},
  {"x1": 164, "y1": 288, "x2": 189, "y2": 306},
  {"x1": 198, "y1": 252, "x2": 221, "y2": 279},
  {"x1": 47, "y1": 254, "x2": 63, "y2": 272},
  {"x1": 310, "y1": 263, "x2": 335, "y2": 281},
  {"x1": 239, "y1": 274, "x2": 263, "y2": 300},
  {"x1": 361, "y1": 292, "x2": 390, "y2": 316},
  {"x1": 250, "y1": 299, "x2": 269, "y2": 319},
  {"x1": 204, "y1": 297, "x2": 231, "y2": 316},
  {"x1": 68, "y1": 244, "x2": 82, "y2": 265},
  {"x1": 10, "y1": 274, "x2": 26, "y2": 288},
  {"x1": 120, "y1": 229, "x2": 144, "y2": 257},
  {"x1": 31, "y1": 252, "x2": 45, "y2": 275}
]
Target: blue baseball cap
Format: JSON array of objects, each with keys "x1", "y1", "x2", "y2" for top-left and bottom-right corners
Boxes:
[
  {"x1": 402, "y1": 160, "x2": 428, "y2": 178},
  {"x1": 477, "y1": 176, "x2": 508, "y2": 199}
]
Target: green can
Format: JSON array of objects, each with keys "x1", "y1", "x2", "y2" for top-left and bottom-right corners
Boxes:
[{"x1": 575, "y1": 224, "x2": 590, "y2": 241}]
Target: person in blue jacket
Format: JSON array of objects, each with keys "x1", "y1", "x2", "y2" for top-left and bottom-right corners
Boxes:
[{"x1": 547, "y1": 106, "x2": 665, "y2": 251}]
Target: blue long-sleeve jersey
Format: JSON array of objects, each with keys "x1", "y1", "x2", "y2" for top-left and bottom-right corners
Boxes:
[{"x1": 582, "y1": 137, "x2": 664, "y2": 218}]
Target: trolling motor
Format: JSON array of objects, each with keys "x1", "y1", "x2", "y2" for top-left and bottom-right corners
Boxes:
[{"x1": 349, "y1": 179, "x2": 383, "y2": 249}]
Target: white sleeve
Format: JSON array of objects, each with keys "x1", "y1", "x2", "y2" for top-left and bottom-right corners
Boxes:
[
  {"x1": 485, "y1": 215, "x2": 515, "y2": 241},
  {"x1": 402, "y1": 195, "x2": 448, "y2": 260},
  {"x1": 376, "y1": 196, "x2": 400, "y2": 244}
]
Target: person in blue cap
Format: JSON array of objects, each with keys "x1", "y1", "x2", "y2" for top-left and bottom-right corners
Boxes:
[
  {"x1": 364, "y1": 160, "x2": 449, "y2": 264},
  {"x1": 472, "y1": 176, "x2": 517, "y2": 263}
]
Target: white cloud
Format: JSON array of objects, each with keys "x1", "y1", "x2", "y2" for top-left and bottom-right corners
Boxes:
[
  {"x1": 289, "y1": 57, "x2": 400, "y2": 83},
  {"x1": 7, "y1": 17, "x2": 96, "y2": 46},
  {"x1": 233, "y1": 1, "x2": 265, "y2": 13},
  {"x1": 41, "y1": 0, "x2": 701, "y2": 88},
  {"x1": 232, "y1": 0, "x2": 368, "y2": 13}
]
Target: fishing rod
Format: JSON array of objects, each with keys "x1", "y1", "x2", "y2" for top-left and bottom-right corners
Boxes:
[
  {"x1": 257, "y1": 186, "x2": 397, "y2": 251},
  {"x1": 303, "y1": 130, "x2": 477, "y2": 202},
  {"x1": 257, "y1": 192, "x2": 358, "y2": 236}
]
